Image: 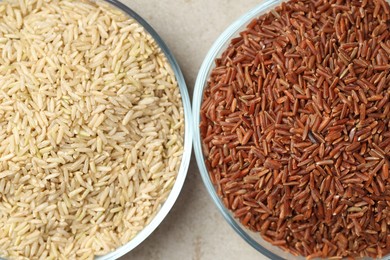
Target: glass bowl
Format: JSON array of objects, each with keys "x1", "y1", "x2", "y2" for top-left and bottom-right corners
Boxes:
[
  {"x1": 89, "y1": 1, "x2": 193, "y2": 259},
  {"x1": 0, "y1": 1, "x2": 192, "y2": 259},
  {"x1": 192, "y1": 0, "x2": 389, "y2": 259}
]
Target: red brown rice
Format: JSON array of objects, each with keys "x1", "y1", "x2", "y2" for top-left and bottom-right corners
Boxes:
[{"x1": 200, "y1": 0, "x2": 390, "y2": 258}]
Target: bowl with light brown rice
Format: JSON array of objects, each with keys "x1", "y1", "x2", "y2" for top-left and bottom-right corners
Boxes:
[{"x1": 0, "y1": 0, "x2": 192, "y2": 259}]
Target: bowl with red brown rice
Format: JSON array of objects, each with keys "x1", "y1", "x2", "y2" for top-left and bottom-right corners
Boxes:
[{"x1": 193, "y1": 0, "x2": 390, "y2": 259}]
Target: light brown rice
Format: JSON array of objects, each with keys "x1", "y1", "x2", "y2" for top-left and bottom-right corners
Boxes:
[{"x1": 0, "y1": 0, "x2": 184, "y2": 259}]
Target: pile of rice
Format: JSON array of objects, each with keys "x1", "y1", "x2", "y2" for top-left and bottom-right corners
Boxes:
[{"x1": 0, "y1": 0, "x2": 184, "y2": 259}]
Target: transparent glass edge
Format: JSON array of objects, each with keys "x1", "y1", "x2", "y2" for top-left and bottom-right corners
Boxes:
[
  {"x1": 92, "y1": 1, "x2": 193, "y2": 259},
  {"x1": 193, "y1": 1, "x2": 285, "y2": 259}
]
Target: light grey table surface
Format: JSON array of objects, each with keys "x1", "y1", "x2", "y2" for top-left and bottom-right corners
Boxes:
[{"x1": 120, "y1": 1, "x2": 269, "y2": 260}]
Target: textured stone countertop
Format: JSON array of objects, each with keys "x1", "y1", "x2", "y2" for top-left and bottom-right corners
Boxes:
[{"x1": 120, "y1": 1, "x2": 269, "y2": 259}]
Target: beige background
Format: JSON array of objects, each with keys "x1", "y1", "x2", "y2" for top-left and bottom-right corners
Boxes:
[{"x1": 121, "y1": 1, "x2": 268, "y2": 260}]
